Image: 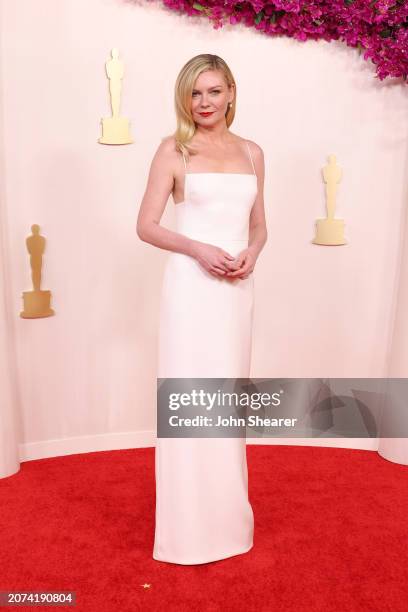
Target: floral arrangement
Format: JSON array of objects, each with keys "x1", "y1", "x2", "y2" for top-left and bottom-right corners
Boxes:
[{"x1": 160, "y1": 0, "x2": 408, "y2": 82}]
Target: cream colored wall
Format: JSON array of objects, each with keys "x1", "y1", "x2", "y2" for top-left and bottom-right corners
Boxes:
[{"x1": 1, "y1": 0, "x2": 408, "y2": 469}]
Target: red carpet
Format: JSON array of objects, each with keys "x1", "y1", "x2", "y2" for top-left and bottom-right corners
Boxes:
[{"x1": 0, "y1": 445, "x2": 407, "y2": 611}]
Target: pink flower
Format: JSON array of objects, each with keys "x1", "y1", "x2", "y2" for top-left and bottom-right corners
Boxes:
[{"x1": 158, "y1": 0, "x2": 408, "y2": 82}]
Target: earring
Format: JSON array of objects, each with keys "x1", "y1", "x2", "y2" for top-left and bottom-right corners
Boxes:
[{"x1": 228, "y1": 102, "x2": 232, "y2": 107}]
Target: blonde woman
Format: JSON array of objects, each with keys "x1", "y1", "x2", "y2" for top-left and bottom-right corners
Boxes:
[{"x1": 137, "y1": 54, "x2": 267, "y2": 565}]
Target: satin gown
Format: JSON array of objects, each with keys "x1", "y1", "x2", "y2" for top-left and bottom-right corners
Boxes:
[{"x1": 153, "y1": 140, "x2": 258, "y2": 565}]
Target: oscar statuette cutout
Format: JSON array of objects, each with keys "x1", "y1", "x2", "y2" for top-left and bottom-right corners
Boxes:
[
  {"x1": 98, "y1": 48, "x2": 133, "y2": 145},
  {"x1": 20, "y1": 224, "x2": 55, "y2": 318},
  {"x1": 312, "y1": 154, "x2": 347, "y2": 245}
]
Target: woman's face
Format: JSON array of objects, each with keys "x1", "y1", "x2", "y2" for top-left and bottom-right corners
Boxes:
[{"x1": 190, "y1": 69, "x2": 233, "y2": 126}]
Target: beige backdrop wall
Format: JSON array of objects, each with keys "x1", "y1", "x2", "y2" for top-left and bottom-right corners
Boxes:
[{"x1": 1, "y1": 0, "x2": 408, "y2": 476}]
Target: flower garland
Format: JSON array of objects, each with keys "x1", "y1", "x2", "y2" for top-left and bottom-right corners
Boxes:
[{"x1": 160, "y1": 0, "x2": 408, "y2": 82}]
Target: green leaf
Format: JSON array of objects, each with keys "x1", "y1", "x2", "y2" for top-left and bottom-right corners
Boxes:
[{"x1": 255, "y1": 10, "x2": 264, "y2": 24}]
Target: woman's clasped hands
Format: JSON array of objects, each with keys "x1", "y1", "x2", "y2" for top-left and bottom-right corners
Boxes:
[{"x1": 192, "y1": 242, "x2": 256, "y2": 280}]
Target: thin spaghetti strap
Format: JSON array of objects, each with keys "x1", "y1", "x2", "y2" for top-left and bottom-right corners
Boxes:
[
  {"x1": 181, "y1": 149, "x2": 187, "y2": 171},
  {"x1": 245, "y1": 140, "x2": 256, "y2": 176}
]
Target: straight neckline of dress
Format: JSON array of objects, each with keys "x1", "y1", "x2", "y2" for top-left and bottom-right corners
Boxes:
[
  {"x1": 185, "y1": 172, "x2": 256, "y2": 177},
  {"x1": 174, "y1": 172, "x2": 257, "y2": 206}
]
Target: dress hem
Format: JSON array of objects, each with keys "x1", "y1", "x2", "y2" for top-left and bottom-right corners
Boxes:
[{"x1": 152, "y1": 542, "x2": 253, "y2": 566}]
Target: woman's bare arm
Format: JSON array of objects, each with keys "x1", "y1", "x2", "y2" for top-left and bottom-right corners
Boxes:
[
  {"x1": 247, "y1": 144, "x2": 268, "y2": 259},
  {"x1": 136, "y1": 138, "x2": 197, "y2": 257},
  {"x1": 136, "y1": 138, "x2": 236, "y2": 276},
  {"x1": 225, "y1": 142, "x2": 268, "y2": 279}
]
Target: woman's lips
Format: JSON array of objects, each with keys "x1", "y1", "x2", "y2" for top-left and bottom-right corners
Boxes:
[{"x1": 199, "y1": 112, "x2": 214, "y2": 116}]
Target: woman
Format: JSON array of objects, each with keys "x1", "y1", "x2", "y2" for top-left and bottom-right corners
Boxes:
[{"x1": 137, "y1": 54, "x2": 267, "y2": 564}]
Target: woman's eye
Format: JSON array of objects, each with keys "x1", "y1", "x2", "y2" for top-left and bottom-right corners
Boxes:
[{"x1": 192, "y1": 91, "x2": 221, "y2": 97}]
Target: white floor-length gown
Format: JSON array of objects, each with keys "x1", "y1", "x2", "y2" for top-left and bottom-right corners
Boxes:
[{"x1": 153, "y1": 140, "x2": 258, "y2": 564}]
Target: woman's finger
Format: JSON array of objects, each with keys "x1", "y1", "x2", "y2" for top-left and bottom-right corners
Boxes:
[
  {"x1": 211, "y1": 265, "x2": 227, "y2": 275},
  {"x1": 226, "y1": 257, "x2": 244, "y2": 271},
  {"x1": 217, "y1": 258, "x2": 234, "y2": 270},
  {"x1": 222, "y1": 260, "x2": 239, "y2": 271},
  {"x1": 227, "y1": 264, "x2": 250, "y2": 277}
]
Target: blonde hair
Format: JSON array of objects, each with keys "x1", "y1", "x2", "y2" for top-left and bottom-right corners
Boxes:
[{"x1": 169, "y1": 54, "x2": 236, "y2": 162}]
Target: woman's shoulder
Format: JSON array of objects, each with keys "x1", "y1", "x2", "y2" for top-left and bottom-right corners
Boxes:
[
  {"x1": 157, "y1": 133, "x2": 262, "y2": 162},
  {"x1": 243, "y1": 137, "x2": 263, "y2": 155},
  {"x1": 158, "y1": 134, "x2": 179, "y2": 154},
  {"x1": 152, "y1": 135, "x2": 183, "y2": 170},
  {"x1": 232, "y1": 133, "x2": 263, "y2": 157}
]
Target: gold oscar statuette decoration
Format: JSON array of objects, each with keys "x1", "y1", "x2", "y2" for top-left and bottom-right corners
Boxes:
[
  {"x1": 20, "y1": 224, "x2": 55, "y2": 318},
  {"x1": 312, "y1": 154, "x2": 347, "y2": 246},
  {"x1": 98, "y1": 48, "x2": 133, "y2": 145}
]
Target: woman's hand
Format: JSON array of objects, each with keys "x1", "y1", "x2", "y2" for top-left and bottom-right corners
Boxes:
[
  {"x1": 224, "y1": 248, "x2": 257, "y2": 280},
  {"x1": 191, "y1": 241, "x2": 239, "y2": 278}
]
